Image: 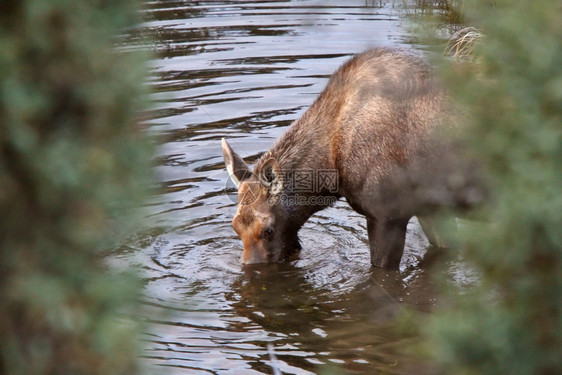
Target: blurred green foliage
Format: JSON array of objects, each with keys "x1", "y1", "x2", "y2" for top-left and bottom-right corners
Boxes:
[
  {"x1": 0, "y1": 0, "x2": 151, "y2": 374},
  {"x1": 424, "y1": 0, "x2": 562, "y2": 373}
]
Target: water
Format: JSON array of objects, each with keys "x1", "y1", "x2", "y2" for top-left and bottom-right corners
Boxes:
[{"x1": 117, "y1": 1, "x2": 471, "y2": 374}]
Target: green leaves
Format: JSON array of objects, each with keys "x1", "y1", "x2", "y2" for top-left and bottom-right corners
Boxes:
[
  {"x1": 0, "y1": 0, "x2": 151, "y2": 374},
  {"x1": 425, "y1": 1, "x2": 562, "y2": 373}
]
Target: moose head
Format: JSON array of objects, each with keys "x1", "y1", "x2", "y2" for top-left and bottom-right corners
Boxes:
[{"x1": 222, "y1": 139, "x2": 301, "y2": 264}]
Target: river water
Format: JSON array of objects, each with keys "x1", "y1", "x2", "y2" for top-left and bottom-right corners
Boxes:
[{"x1": 116, "y1": 1, "x2": 471, "y2": 374}]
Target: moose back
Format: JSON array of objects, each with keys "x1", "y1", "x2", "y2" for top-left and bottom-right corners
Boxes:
[{"x1": 222, "y1": 48, "x2": 479, "y2": 269}]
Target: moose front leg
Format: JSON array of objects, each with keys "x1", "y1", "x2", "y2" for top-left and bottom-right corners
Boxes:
[{"x1": 367, "y1": 216, "x2": 410, "y2": 269}]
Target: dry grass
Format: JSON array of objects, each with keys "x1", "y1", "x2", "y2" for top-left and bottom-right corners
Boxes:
[{"x1": 444, "y1": 27, "x2": 483, "y2": 61}]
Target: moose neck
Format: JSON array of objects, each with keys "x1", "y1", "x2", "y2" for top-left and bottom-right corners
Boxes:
[
  {"x1": 257, "y1": 87, "x2": 345, "y2": 228},
  {"x1": 264, "y1": 82, "x2": 344, "y2": 173}
]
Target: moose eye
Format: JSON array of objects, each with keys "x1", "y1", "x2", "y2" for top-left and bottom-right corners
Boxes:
[{"x1": 263, "y1": 228, "x2": 274, "y2": 241}]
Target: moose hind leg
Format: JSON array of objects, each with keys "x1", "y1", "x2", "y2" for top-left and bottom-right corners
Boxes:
[
  {"x1": 367, "y1": 216, "x2": 410, "y2": 269},
  {"x1": 417, "y1": 215, "x2": 451, "y2": 248}
]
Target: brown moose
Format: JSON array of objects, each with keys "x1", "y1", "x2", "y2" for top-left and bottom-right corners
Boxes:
[{"x1": 222, "y1": 48, "x2": 480, "y2": 269}]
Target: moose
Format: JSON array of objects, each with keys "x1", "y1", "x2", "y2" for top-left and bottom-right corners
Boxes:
[{"x1": 222, "y1": 48, "x2": 481, "y2": 269}]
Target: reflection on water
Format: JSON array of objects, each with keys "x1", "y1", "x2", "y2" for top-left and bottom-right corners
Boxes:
[{"x1": 116, "y1": 1, "x2": 473, "y2": 374}]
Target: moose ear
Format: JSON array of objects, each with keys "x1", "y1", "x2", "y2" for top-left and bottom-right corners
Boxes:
[
  {"x1": 259, "y1": 157, "x2": 283, "y2": 196},
  {"x1": 222, "y1": 138, "x2": 252, "y2": 187}
]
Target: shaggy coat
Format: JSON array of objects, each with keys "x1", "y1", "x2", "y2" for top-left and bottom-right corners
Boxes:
[{"x1": 223, "y1": 48, "x2": 480, "y2": 268}]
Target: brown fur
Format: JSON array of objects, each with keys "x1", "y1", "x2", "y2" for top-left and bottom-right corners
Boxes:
[{"x1": 223, "y1": 48, "x2": 481, "y2": 268}]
